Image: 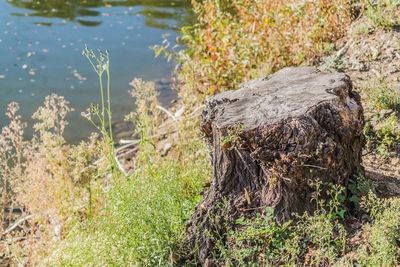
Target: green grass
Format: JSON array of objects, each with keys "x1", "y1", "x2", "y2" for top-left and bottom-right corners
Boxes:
[
  {"x1": 363, "y1": 82, "x2": 400, "y2": 155},
  {"x1": 213, "y1": 207, "x2": 292, "y2": 266},
  {"x1": 200, "y1": 179, "x2": 400, "y2": 267},
  {"x1": 364, "y1": 82, "x2": 400, "y2": 112},
  {"x1": 199, "y1": 182, "x2": 347, "y2": 266},
  {"x1": 365, "y1": 0, "x2": 400, "y2": 29},
  {"x1": 48, "y1": 141, "x2": 210, "y2": 266},
  {"x1": 348, "y1": 194, "x2": 400, "y2": 266}
]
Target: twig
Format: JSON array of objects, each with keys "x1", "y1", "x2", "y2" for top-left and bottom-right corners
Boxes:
[
  {"x1": 157, "y1": 105, "x2": 178, "y2": 121},
  {"x1": 115, "y1": 139, "x2": 140, "y2": 153},
  {"x1": 157, "y1": 104, "x2": 204, "y2": 124},
  {"x1": 188, "y1": 104, "x2": 205, "y2": 117},
  {"x1": 2, "y1": 215, "x2": 34, "y2": 236},
  {"x1": 239, "y1": 205, "x2": 267, "y2": 212},
  {"x1": 119, "y1": 139, "x2": 140, "y2": 145},
  {"x1": 114, "y1": 154, "x2": 128, "y2": 176},
  {"x1": 362, "y1": 150, "x2": 374, "y2": 157},
  {"x1": 302, "y1": 164, "x2": 327, "y2": 170},
  {"x1": 116, "y1": 147, "x2": 139, "y2": 160}
]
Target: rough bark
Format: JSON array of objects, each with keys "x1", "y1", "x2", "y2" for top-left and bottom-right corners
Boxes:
[{"x1": 185, "y1": 67, "x2": 364, "y2": 264}]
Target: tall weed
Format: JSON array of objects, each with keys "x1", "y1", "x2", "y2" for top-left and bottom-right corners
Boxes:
[{"x1": 48, "y1": 80, "x2": 211, "y2": 266}]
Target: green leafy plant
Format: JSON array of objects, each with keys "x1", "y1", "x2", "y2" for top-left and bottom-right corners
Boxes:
[
  {"x1": 374, "y1": 114, "x2": 400, "y2": 154},
  {"x1": 224, "y1": 208, "x2": 292, "y2": 266},
  {"x1": 203, "y1": 181, "x2": 351, "y2": 266},
  {"x1": 364, "y1": 113, "x2": 400, "y2": 155},
  {"x1": 280, "y1": 182, "x2": 348, "y2": 266},
  {"x1": 365, "y1": 82, "x2": 400, "y2": 112},
  {"x1": 348, "y1": 176, "x2": 375, "y2": 208},
  {"x1": 365, "y1": 0, "x2": 400, "y2": 29},
  {"x1": 363, "y1": 82, "x2": 400, "y2": 155},
  {"x1": 356, "y1": 196, "x2": 400, "y2": 266},
  {"x1": 221, "y1": 123, "x2": 244, "y2": 150}
]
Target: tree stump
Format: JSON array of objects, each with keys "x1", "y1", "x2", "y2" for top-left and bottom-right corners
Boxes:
[{"x1": 186, "y1": 67, "x2": 364, "y2": 263}]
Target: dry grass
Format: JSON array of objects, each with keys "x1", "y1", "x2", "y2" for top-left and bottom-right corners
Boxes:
[{"x1": 0, "y1": 95, "x2": 109, "y2": 265}]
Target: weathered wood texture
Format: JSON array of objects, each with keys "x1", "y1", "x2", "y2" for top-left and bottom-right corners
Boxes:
[{"x1": 186, "y1": 67, "x2": 364, "y2": 264}]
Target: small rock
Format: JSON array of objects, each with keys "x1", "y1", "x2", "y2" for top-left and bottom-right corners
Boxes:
[{"x1": 161, "y1": 143, "x2": 172, "y2": 157}]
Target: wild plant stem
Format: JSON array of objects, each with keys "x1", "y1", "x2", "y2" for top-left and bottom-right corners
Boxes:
[
  {"x1": 83, "y1": 47, "x2": 119, "y2": 178},
  {"x1": 98, "y1": 74, "x2": 106, "y2": 130},
  {"x1": 106, "y1": 55, "x2": 113, "y2": 145},
  {"x1": 88, "y1": 184, "x2": 92, "y2": 217}
]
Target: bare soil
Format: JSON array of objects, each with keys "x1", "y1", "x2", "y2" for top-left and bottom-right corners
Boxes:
[{"x1": 322, "y1": 16, "x2": 400, "y2": 198}]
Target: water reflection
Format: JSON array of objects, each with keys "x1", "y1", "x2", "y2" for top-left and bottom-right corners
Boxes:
[
  {"x1": 7, "y1": 0, "x2": 193, "y2": 30},
  {"x1": 0, "y1": 0, "x2": 193, "y2": 142}
]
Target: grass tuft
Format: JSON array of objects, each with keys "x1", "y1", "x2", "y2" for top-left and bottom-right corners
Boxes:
[{"x1": 365, "y1": 0, "x2": 400, "y2": 29}]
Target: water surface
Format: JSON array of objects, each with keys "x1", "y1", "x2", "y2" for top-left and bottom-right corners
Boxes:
[{"x1": 0, "y1": 0, "x2": 192, "y2": 141}]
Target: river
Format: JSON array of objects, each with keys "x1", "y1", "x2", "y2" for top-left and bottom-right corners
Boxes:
[{"x1": 0, "y1": 0, "x2": 192, "y2": 142}]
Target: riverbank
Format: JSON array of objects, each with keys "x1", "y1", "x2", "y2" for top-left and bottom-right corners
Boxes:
[{"x1": 1, "y1": 1, "x2": 399, "y2": 266}]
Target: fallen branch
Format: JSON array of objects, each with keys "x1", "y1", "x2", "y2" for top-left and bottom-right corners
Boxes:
[
  {"x1": 114, "y1": 155, "x2": 128, "y2": 176},
  {"x1": 116, "y1": 147, "x2": 139, "y2": 160},
  {"x1": 157, "y1": 105, "x2": 178, "y2": 121},
  {"x1": 2, "y1": 215, "x2": 34, "y2": 236}
]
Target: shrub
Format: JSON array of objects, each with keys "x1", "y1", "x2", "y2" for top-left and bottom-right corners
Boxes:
[
  {"x1": 204, "y1": 182, "x2": 349, "y2": 266},
  {"x1": 0, "y1": 96, "x2": 105, "y2": 265},
  {"x1": 215, "y1": 207, "x2": 292, "y2": 266},
  {"x1": 365, "y1": 82, "x2": 400, "y2": 112},
  {"x1": 175, "y1": 0, "x2": 353, "y2": 95}
]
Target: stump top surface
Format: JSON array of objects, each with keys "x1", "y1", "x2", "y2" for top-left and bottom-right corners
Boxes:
[{"x1": 208, "y1": 67, "x2": 351, "y2": 130}]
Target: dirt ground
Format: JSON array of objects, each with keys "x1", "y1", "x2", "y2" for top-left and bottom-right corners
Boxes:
[{"x1": 322, "y1": 16, "x2": 400, "y2": 198}]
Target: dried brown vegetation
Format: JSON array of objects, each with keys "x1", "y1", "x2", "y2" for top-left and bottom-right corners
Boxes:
[
  {"x1": 177, "y1": 0, "x2": 353, "y2": 95},
  {"x1": 0, "y1": 95, "x2": 110, "y2": 264}
]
